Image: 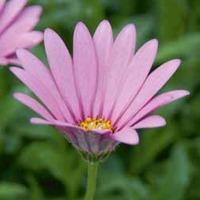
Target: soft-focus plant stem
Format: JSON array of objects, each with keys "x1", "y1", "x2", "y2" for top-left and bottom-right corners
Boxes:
[{"x1": 84, "y1": 162, "x2": 99, "y2": 200}]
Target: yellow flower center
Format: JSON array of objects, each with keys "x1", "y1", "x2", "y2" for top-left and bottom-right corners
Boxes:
[{"x1": 79, "y1": 117, "x2": 114, "y2": 131}]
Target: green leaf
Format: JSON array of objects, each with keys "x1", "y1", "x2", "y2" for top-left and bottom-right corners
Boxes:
[
  {"x1": 19, "y1": 141, "x2": 85, "y2": 199},
  {"x1": 130, "y1": 126, "x2": 176, "y2": 174},
  {"x1": 0, "y1": 182, "x2": 28, "y2": 200},
  {"x1": 97, "y1": 157, "x2": 149, "y2": 200},
  {"x1": 156, "y1": 0, "x2": 189, "y2": 42},
  {"x1": 156, "y1": 33, "x2": 200, "y2": 62},
  {"x1": 152, "y1": 143, "x2": 191, "y2": 200},
  {"x1": 27, "y1": 176, "x2": 45, "y2": 200}
]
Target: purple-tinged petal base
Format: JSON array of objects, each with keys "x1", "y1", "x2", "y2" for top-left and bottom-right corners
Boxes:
[{"x1": 30, "y1": 118, "x2": 118, "y2": 159}]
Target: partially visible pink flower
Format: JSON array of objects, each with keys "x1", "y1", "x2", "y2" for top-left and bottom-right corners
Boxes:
[
  {"x1": 10, "y1": 20, "x2": 189, "y2": 159},
  {"x1": 0, "y1": 0, "x2": 42, "y2": 65}
]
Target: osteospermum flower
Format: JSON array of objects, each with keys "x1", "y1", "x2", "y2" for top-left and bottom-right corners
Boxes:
[
  {"x1": 10, "y1": 20, "x2": 189, "y2": 160},
  {"x1": 0, "y1": 0, "x2": 42, "y2": 65}
]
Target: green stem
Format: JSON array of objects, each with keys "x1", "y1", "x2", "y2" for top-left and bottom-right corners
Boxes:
[{"x1": 84, "y1": 162, "x2": 99, "y2": 200}]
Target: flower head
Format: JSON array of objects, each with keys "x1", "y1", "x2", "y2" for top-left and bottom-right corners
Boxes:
[
  {"x1": 10, "y1": 20, "x2": 189, "y2": 159},
  {"x1": 0, "y1": 0, "x2": 42, "y2": 65}
]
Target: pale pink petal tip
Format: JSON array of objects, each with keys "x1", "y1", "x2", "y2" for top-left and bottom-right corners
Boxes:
[
  {"x1": 75, "y1": 21, "x2": 86, "y2": 31},
  {"x1": 146, "y1": 39, "x2": 159, "y2": 55},
  {"x1": 13, "y1": 92, "x2": 22, "y2": 100},
  {"x1": 74, "y1": 21, "x2": 93, "y2": 38},
  {"x1": 122, "y1": 23, "x2": 136, "y2": 35},
  {"x1": 34, "y1": 5, "x2": 43, "y2": 16},
  {"x1": 28, "y1": 31, "x2": 43, "y2": 43},
  {"x1": 112, "y1": 128, "x2": 139, "y2": 145},
  {"x1": 145, "y1": 39, "x2": 159, "y2": 54},
  {"x1": 147, "y1": 38, "x2": 159, "y2": 49},
  {"x1": 44, "y1": 28, "x2": 54, "y2": 37},
  {"x1": 180, "y1": 90, "x2": 190, "y2": 96},
  {"x1": 98, "y1": 20, "x2": 111, "y2": 27},
  {"x1": 133, "y1": 115, "x2": 166, "y2": 129},
  {"x1": 94, "y1": 20, "x2": 113, "y2": 38},
  {"x1": 30, "y1": 117, "x2": 54, "y2": 125},
  {"x1": 172, "y1": 58, "x2": 181, "y2": 67},
  {"x1": 9, "y1": 66, "x2": 18, "y2": 74},
  {"x1": 170, "y1": 90, "x2": 190, "y2": 99}
]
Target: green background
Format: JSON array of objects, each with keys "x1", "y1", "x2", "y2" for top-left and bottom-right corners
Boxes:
[{"x1": 0, "y1": 0, "x2": 200, "y2": 199}]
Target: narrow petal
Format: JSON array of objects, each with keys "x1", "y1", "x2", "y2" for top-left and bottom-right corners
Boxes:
[
  {"x1": 73, "y1": 22, "x2": 98, "y2": 117},
  {"x1": 10, "y1": 67, "x2": 66, "y2": 121},
  {"x1": 93, "y1": 20, "x2": 113, "y2": 62},
  {"x1": 0, "y1": 6, "x2": 42, "y2": 56},
  {"x1": 16, "y1": 49, "x2": 75, "y2": 122},
  {"x1": 133, "y1": 115, "x2": 166, "y2": 129},
  {"x1": 44, "y1": 29, "x2": 81, "y2": 121},
  {"x1": 19, "y1": 31, "x2": 43, "y2": 48},
  {"x1": 131, "y1": 90, "x2": 189, "y2": 124},
  {"x1": 14, "y1": 92, "x2": 54, "y2": 121},
  {"x1": 14, "y1": 6, "x2": 42, "y2": 31},
  {"x1": 93, "y1": 20, "x2": 113, "y2": 117},
  {"x1": 112, "y1": 128, "x2": 139, "y2": 145},
  {"x1": 30, "y1": 118, "x2": 74, "y2": 127},
  {"x1": 103, "y1": 24, "x2": 136, "y2": 118},
  {"x1": 0, "y1": 0, "x2": 27, "y2": 34},
  {"x1": 111, "y1": 39, "x2": 158, "y2": 122},
  {"x1": 117, "y1": 59, "x2": 181, "y2": 128}
]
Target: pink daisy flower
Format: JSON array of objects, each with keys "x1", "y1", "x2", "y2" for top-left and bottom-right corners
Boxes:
[
  {"x1": 0, "y1": 0, "x2": 42, "y2": 65},
  {"x1": 10, "y1": 20, "x2": 189, "y2": 160}
]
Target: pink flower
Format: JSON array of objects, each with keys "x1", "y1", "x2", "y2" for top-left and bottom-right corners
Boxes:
[
  {"x1": 10, "y1": 20, "x2": 189, "y2": 158},
  {"x1": 0, "y1": 0, "x2": 42, "y2": 65}
]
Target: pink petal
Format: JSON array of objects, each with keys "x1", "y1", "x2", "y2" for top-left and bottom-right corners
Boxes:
[
  {"x1": 102, "y1": 24, "x2": 136, "y2": 118},
  {"x1": 0, "y1": 0, "x2": 5, "y2": 13},
  {"x1": 15, "y1": 6, "x2": 42, "y2": 31},
  {"x1": 44, "y1": 29, "x2": 81, "y2": 121},
  {"x1": 0, "y1": 0, "x2": 27, "y2": 34},
  {"x1": 0, "y1": 31, "x2": 42, "y2": 57},
  {"x1": 131, "y1": 90, "x2": 189, "y2": 124},
  {"x1": 15, "y1": 49, "x2": 75, "y2": 122},
  {"x1": 73, "y1": 22, "x2": 98, "y2": 117},
  {"x1": 133, "y1": 115, "x2": 166, "y2": 129},
  {"x1": 19, "y1": 31, "x2": 43, "y2": 48},
  {"x1": 93, "y1": 20, "x2": 113, "y2": 117},
  {"x1": 10, "y1": 67, "x2": 66, "y2": 121},
  {"x1": 117, "y1": 59, "x2": 181, "y2": 129},
  {"x1": 112, "y1": 128, "x2": 139, "y2": 145},
  {"x1": 93, "y1": 20, "x2": 113, "y2": 62},
  {"x1": 30, "y1": 117, "x2": 74, "y2": 127},
  {"x1": 111, "y1": 39, "x2": 158, "y2": 122},
  {"x1": 0, "y1": 6, "x2": 42, "y2": 56},
  {"x1": 14, "y1": 92, "x2": 54, "y2": 121}
]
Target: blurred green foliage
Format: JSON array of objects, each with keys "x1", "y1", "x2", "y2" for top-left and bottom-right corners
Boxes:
[{"x1": 0, "y1": 0, "x2": 200, "y2": 199}]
